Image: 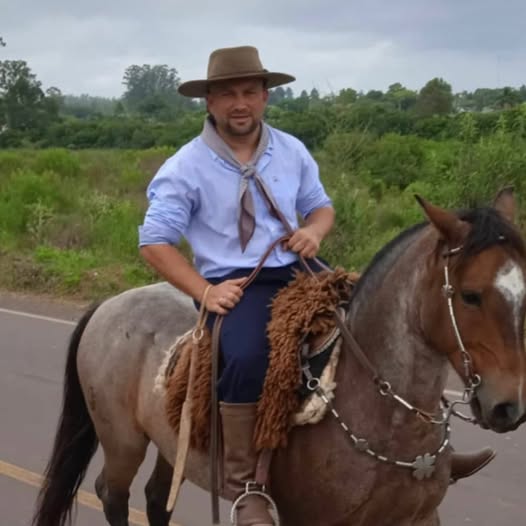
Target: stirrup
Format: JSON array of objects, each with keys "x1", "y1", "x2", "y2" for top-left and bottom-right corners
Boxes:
[{"x1": 230, "y1": 482, "x2": 280, "y2": 525}]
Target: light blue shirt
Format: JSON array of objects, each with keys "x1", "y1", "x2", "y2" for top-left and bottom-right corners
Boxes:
[{"x1": 138, "y1": 124, "x2": 332, "y2": 278}]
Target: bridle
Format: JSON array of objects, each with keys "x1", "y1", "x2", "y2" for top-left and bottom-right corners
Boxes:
[
  {"x1": 441, "y1": 245, "x2": 482, "y2": 407},
  {"x1": 302, "y1": 242, "x2": 485, "y2": 481},
  {"x1": 441, "y1": 233, "x2": 508, "y2": 399}
]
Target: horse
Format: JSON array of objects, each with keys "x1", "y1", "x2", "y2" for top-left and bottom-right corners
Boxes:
[{"x1": 33, "y1": 190, "x2": 526, "y2": 526}]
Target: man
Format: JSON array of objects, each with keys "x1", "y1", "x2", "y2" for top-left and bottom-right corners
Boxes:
[
  {"x1": 139, "y1": 46, "x2": 494, "y2": 526},
  {"x1": 140, "y1": 45, "x2": 333, "y2": 525}
]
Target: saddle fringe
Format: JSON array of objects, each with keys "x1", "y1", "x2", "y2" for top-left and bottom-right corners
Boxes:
[
  {"x1": 164, "y1": 267, "x2": 356, "y2": 452},
  {"x1": 254, "y1": 268, "x2": 354, "y2": 450}
]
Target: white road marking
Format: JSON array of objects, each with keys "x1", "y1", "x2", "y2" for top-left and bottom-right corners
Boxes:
[
  {"x1": 0, "y1": 307, "x2": 76, "y2": 326},
  {"x1": 0, "y1": 459, "x2": 181, "y2": 526}
]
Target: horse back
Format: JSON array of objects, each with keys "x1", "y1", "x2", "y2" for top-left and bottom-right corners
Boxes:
[{"x1": 75, "y1": 282, "x2": 196, "y2": 454}]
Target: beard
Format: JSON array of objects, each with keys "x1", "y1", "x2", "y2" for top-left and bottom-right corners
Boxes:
[{"x1": 223, "y1": 114, "x2": 260, "y2": 136}]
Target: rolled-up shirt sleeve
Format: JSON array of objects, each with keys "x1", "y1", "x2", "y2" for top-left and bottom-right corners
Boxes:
[
  {"x1": 138, "y1": 160, "x2": 197, "y2": 247},
  {"x1": 296, "y1": 147, "x2": 333, "y2": 219}
]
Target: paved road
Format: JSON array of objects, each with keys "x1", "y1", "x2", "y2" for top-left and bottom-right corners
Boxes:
[{"x1": 1, "y1": 291, "x2": 525, "y2": 525}]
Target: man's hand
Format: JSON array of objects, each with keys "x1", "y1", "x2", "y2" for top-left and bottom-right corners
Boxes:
[
  {"x1": 285, "y1": 226, "x2": 322, "y2": 259},
  {"x1": 206, "y1": 277, "x2": 247, "y2": 315}
]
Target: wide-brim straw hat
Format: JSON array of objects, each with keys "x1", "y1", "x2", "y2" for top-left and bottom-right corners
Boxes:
[{"x1": 178, "y1": 46, "x2": 295, "y2": 98}]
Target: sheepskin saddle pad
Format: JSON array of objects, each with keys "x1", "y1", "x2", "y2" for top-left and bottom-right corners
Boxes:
[{"x1": 159, "y1": 267, "x2": 357, "y2": 452}]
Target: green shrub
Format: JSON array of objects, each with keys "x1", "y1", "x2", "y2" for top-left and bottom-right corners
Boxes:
[
  {"x1": 34, "y1": 246, "x2": 98, "y2": 291},
  {"x1": 33, "y1": 149, "x2": 81, "y2": 178},
  {"x1": 363, "y1": 133, "x2": 428, "y2": 189},
  {"x1": 0, "y1": 170, "x2": 68, "y2": 242},
  {"x1": 1, "y1": 132, "x2": 525, "y2": 300},
  {"x1": 0, "y1": 151, "x2": 28, "y2": 176}
]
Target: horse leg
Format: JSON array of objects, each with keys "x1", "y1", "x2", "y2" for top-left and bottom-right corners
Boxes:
[
  {"x1": 95, "y1": 438, "x2": 148, "y2": 526},
  {"x1": 145, "y1": 451, "x2": 174, "y2": 526}
]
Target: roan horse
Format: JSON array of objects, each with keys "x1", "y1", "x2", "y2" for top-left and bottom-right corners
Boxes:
[{"x1": 33, "y1": 190, "x2": 526, "y2": 526}]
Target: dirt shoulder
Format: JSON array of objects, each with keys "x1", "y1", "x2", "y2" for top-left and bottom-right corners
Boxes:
[{"x1": 0, "y1": 288, "x2": 90, "y2": 322}]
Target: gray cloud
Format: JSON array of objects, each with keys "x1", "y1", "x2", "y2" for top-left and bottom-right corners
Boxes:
[{"x1": 1, "y1": 0, "x2": 525, "y2": 97}]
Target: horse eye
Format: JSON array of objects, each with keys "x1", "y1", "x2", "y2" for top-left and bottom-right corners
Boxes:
[{"x1": 461, "y1": 291, "x2": 482, "y2": 307}]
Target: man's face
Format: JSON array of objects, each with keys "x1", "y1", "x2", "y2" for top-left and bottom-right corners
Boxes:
[{"x1": 206, "y1": 78, "x2": 269, "y2": 137}]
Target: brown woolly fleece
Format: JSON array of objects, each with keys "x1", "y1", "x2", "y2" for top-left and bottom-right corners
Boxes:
[
  {"x1": 165, "y1": 268, "x2": 356, "y2": 452},
  {"x1": 254, "y1": 268, "x2": 355, "y2": 450}
]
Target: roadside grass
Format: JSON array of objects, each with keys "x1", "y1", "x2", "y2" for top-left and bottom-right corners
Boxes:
[{"x1": 1, "y1": 137, "x2": 525, "y2": 300}]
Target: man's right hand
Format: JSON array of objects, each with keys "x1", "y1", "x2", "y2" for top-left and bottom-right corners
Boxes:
[{"x1": 205, "y1": 277, "x2": 247, "y2": 315}]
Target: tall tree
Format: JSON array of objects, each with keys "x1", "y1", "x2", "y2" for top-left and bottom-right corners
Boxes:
[
  {"x1": 496, "y1": 87, "x2": 521, "y2": 109},
  {"x1": 310, "y1": 88, "x2": 320, "y2": 100},
  {"x1": 337, "y1": 87, "x2": 358, "y2": 105},
  {"x1": 364, "y1": 89, "x2": 384, "y2": 101},
  {"x1": 268, "y1": 86, "x2": 286, "y2": 105},
  {"x1": 0, "y1": 60, "x2": 57, "y2": 131},
  {"x1": 415, "y1": 78, "x2": 453, "y2": 117},
  {"x1": 122, "y1": 64, "x2": 190, "y2": 118},
  {"x1": 42, "y1": 86, "x2": 63, "y2": 118},
  {"x1": 386, "y1": 83, "x2": 417, "y2": 111}
]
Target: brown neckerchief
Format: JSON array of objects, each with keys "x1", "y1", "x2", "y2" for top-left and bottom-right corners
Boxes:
[{"x1": 200, "y1": 117, "x2": 278, "y2": 252}]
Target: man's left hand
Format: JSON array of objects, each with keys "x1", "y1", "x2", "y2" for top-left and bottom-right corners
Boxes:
[{"x1": 285, "y1": 226, "x2": 322, "y2": 259}]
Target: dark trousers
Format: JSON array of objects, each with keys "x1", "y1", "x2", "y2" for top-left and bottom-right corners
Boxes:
[{"x1": 197, "y1": 261, "x2": 326, "y2": 403}]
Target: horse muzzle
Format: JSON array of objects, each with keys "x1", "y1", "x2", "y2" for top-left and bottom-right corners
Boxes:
[{"x1": 471, "y1": 390, "x2": 526, "y2": 433}]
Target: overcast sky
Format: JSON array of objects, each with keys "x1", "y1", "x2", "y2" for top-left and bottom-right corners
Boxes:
[{"x1": 2, "y1": 0, "x2": 525, "y2": 98}]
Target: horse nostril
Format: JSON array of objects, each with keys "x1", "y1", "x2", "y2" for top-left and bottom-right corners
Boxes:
[{"x1": 492, "y1": 402, "x2": 518, "y2": 424}]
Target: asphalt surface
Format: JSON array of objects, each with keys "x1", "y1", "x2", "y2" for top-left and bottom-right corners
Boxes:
[{"x1": 1, "y1": 290, "x2": 525, "y2": 525}]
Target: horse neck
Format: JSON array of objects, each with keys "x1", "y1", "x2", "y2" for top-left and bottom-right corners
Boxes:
[{"x1": 346, "y1": 231, "x2": 449, "y2": 412}]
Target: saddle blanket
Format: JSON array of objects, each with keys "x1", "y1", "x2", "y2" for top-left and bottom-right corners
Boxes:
[{"x1": 155, "y1": 268, "x2": 357, "y2": 451}]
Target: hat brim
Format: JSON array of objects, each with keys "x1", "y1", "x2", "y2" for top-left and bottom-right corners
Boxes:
[{"x1": 178, "y1": 71, "x2": 295, "y2": 98}]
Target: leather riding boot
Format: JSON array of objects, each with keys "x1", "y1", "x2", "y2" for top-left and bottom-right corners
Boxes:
[
  {"x1": 450, "y1": 447, "x2": 496, "y2": 482},
  {"x1": 220, "y1": 402, "x2": 275, "y2": 526}
]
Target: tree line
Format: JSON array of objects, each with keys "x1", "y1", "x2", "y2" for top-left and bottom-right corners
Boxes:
[{"x1": 1, "y1": 36, "x2": 526, "y2": 149}]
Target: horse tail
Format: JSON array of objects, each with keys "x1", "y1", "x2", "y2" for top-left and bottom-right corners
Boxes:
[{"x1": 32, "y1": 303, "x2": 101, "y2": 526}]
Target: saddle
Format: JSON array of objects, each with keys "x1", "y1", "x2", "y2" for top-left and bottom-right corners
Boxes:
[{"x1": 163, "y1": 267, "x2": 358, "y2": 452}]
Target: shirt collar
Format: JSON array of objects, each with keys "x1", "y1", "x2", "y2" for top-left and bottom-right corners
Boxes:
[{"x1": 200, "y1": 122, "x2": 274, "y2": 167}]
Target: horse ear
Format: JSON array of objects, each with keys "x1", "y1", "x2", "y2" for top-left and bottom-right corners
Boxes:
[
  {"x1": 493, "y1": 186, "x2": 516, "y2": 224},
  {"x1": 415, "y1": 195, "x2": 469, "y2": 246}
]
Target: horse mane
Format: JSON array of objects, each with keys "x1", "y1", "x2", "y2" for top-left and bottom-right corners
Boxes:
[
  {"x1": 350, "y1": 206, "x2": 526, "y2": 305},
  {"x1": 457, "y1": 207, "x2": 526, "y2": 261},
  {"x1": 349, "y1": 222, "x2": 426, "y2": 304}
]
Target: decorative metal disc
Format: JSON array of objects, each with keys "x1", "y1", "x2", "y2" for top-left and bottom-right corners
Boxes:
[{"x1": 412, "y1": 453, "x2": 436, "y2": 480}]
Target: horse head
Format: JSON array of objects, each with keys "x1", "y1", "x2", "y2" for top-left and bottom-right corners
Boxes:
[{"x1": 418, "y1": 188, "x2": 526, "y2": 433}]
